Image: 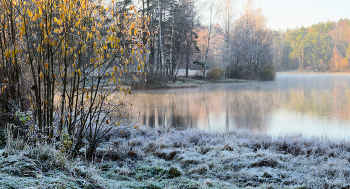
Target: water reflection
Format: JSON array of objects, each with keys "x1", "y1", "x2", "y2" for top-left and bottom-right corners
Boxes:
[{"x1": 127, "y1": 74, "x2": 350, "y2": 138}]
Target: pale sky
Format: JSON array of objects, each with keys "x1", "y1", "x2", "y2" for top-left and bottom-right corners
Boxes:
[{"x1": 235, "y1": 0, "x2": 350, "y2": 31}]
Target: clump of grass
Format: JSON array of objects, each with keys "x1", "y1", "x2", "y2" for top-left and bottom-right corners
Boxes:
[
  {"x1": 134, "y1": 165, "x2": 167, "y2": 180},
  {"x1": 0, "y1": 158, "x2": 39, "y2": 178},
  {"x1": 24, "y1": 144, "x2": 68, "y2": 171},
  {"x1": 204, "y1": 178, "x2": 213, "y2": 187},
  {"x1": 119, "y1": 166, "x2": 131, "y2": 176},
  {"x1": 168, "y1": 166, "x2": 182, "y2": 178},
  {"x1": 189, "y1": 164, "x2": 209, "y2": 175},
  {"x1": 153, "y1": 149, "x2": 179, "y2": 160}
]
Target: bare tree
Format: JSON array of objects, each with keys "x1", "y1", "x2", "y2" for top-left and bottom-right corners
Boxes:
[
  {"x1": 203, "y1": 0, "x2": 220, "y2": 77},
  {"x1": 223, "y1": 0, "x2": 235, "y2": 69},
  {"x1": 229, "y1": 0, "x2": 274, "y2": 79}
]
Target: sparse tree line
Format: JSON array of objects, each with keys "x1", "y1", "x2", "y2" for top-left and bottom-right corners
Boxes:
[
  {"x1": 274, "y1": 18, "x2": 350, "y2": 72},
  {"x1": 142, "y1": 0, "x2": 276, "y2": 82},
  {"x1": 139, "y1": 0, "x2": 199, "y2": 81},
  {"x1": 184, "y1": 0, "x2": 276, "y2": 81}
]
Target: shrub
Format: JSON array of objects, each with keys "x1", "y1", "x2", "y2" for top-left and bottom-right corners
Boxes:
[
  {"x1": 241, "y1": 65, "x2": 254, "y2": 80},
  {"x1": 0, "y1": 0, "x2": 148, "y2": 161},
  {"x1": 230, "y1": 65, "x2": 254, "y2": 79},
  {"x1": 145, "y1": 71, "x2": 167, "y2": 85},
  {"x1": 207, "y1": 67, "x2": 225, "y2": 80},
  {"x1": 228, "y1": 65, "x2": 243, "y2": 79},
  {"x1": 258, "y1": 65, "x2": 276, "y2": 81}
]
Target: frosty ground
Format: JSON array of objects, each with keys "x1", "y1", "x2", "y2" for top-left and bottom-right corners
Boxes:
[{"x1": 1, "y1": 127, "x2": 350, "y2": 189}]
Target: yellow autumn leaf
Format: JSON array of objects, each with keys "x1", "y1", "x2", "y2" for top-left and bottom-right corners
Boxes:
[{"x1": 20, "y1": 24, "x2": 26, "y2": 34}]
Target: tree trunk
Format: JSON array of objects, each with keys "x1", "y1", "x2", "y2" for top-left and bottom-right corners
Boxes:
[
  {"x1": 158, "y1": 0, "x2": 164, "y2": 75},
  {"x1": 224, "y1": 0, "x2": 230, "y2": 69},
  {"x1": 170, "y1": 2, "x2": 175, "y2": 79}
]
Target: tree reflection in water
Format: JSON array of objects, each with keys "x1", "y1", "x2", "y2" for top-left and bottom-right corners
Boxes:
[{"x1": 126, "y1": 74, "x2": 350, "y2": 137}]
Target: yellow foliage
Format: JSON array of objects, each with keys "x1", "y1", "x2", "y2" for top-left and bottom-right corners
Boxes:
[{"x1": 0, "y1": 0, "x2": 149, "y2": 151}]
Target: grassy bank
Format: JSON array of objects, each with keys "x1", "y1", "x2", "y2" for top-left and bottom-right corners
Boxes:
[{"x1": 1, "y1": 127, "x2": 350, "y2": 188}]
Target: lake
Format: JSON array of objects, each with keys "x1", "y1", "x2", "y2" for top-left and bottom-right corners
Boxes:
[{"x1": 127, "y1": 74, "x2": 350, "y2": 139}]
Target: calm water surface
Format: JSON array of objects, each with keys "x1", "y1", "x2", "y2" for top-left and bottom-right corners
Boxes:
[{"x1": 127, "y1": 74, "x2": 350, "y2": 139}]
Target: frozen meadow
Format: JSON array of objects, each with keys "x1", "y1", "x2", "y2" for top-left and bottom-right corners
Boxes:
[{"x1": 1, "y1": 127, "x2": 350, "y2": 188}]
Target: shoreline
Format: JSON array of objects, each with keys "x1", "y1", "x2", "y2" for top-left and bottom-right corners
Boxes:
[
  {"x1": 2, "y1": 127, "x2": 350, "y2": 188},
  {"x1": 132, "y1": 78, "x2": 247, "y2": 90},
  {"x1": 132, "y1": 71, "x2": 350, "y2": 90}
]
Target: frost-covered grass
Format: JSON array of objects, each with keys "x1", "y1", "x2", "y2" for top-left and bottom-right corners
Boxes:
[{"x1": 2, "y1": 127, "x2": 350, "y2": 188}]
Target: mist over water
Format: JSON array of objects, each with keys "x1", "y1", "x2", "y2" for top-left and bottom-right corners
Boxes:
[{"x1": 127, "y1": 74, "x2": 350, "y2": 139}]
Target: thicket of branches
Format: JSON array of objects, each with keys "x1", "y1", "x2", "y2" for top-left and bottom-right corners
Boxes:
[{"x1": 0, "y1": 0, "x2": 148, "y2": 159}]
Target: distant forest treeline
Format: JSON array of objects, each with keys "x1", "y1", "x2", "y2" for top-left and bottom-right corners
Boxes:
[{"x1": 273, "y1": 19, "x2": 350, "y2": 72}]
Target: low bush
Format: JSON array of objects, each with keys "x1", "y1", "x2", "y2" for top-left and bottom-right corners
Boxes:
[
  {"x1": 229, "y1": 65, "x2": 254, "y2": 80},
  {"x1": 145, "y1": 71, "x2": 170, "y2": 85},
  {"x1": 241, "y1": 65, "x2": 254, "y2": 80},
  {"x1": 230, "y1": 67, "x2": 242, "y2": 79},
  {"x1": 207, "y1": 67, "x2": 225, "y2": 80},
  {"x1": 259, "y1": 65, "x2": 276, "y2": 81}
]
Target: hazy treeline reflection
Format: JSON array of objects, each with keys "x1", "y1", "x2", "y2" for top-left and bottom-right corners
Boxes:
[{"x1": 126, "y1": 74, "x2": 350, "y2": 133}]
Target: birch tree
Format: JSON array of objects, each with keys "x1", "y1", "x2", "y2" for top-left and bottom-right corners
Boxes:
[
  {"x1": 223, "y1": 0, "x2": 234, "y2": 70},
  {"x1": 158, "y1": 0, "x2": 165, "y2": 75},
  {"x1": 203, "y1": 0, "x2": 218, "y2": 77}
]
